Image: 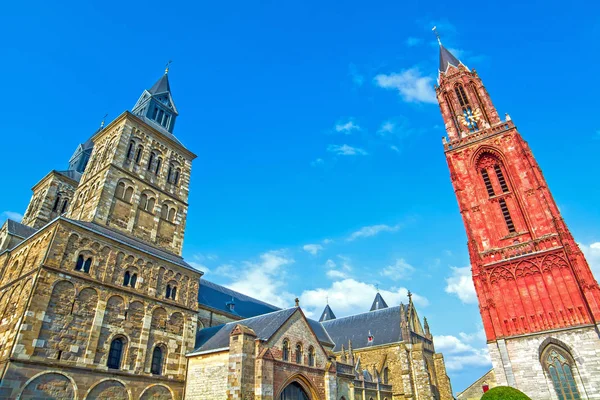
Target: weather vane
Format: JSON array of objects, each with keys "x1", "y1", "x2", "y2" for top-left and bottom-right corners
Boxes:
[
  {"x1": 375, "y1": 283, "x2": 379, "y2": 292},
  {"x1": 165, "y1": 60, "x2": 173, "y2": 74},
  {"x1": 100, "y1": 113, "x2": 108, "y2": 128},
  {"x1": 432, "y1": 26, "x2": 442, "y2": 45}
]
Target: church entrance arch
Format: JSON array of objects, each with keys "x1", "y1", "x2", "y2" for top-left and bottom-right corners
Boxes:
[{"x1": 279, "y1": 382, "x2": 310, "y2": 400}]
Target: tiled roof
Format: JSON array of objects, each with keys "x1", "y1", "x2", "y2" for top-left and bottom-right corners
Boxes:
[
  {"x1": 5, "y1": 220, "x2": 37, "y2": 239},
  {"x1": 321, "y1": 306, "x2": 403, "y2": 352},
  {"x1": 198, "y1": 279, "x2": 280, "y2": 318},
  {"x1": 192, "y1": 308, "x2": 334, "y2": 354}
]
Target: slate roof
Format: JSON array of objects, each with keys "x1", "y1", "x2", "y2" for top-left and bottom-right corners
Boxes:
[
  {"x1": 319, "y1": 304, "x2": 336, "y2": 322},
  {"x1": 439, "y1": 44, "x2": 462, "y2": 72},
  {"x1": 370, "y1": 292, "x2": 388, "y2": 311},
  {"x1": 321, "y1": 305, "x2": 403, "y2": 352},
  {"x1": 149, "y1": 73, "x2": 171, "y2": 95},
  {"x1": 5, "y1": 220, "x2": 37, "y2": 239},
  {"x1": 56, "y1": 170, "x2": 83, "y2": 182},
  {"x1": 198, "y1": 279, "x2": 280, "y2": 318},
  {"x1": 192, "y1": 308, "x2": 334, "y2": 354},
  {"x1": 62, "y1": 218, "x2": 194, "y2": 271}
]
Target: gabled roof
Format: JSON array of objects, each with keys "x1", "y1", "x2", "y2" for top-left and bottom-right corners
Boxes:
[
  {"x1": 319, "y1": 304, "x2": 336, "y2": 322},
  {"x1": 4, "y1": 219, "x2": 37, "y2": 239},
  {"x1": 198, "y1": 279, "x2": 280, "y2": 318},
  {"x1": 370, "y1": 292, "x2": 388, "y2": 311},
  {"x1": 192, "y1": 308, "x2": 334, "y2": 354},
  {"x1": 439, "y1": 44, "x2": 462, "y2": 72},
  {"x1": 321, "y1": 306, "x2": 402, "y2": 351}
]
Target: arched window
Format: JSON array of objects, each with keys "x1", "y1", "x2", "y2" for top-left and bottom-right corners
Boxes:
[
  {"x1": 115, "y1": 182, "x2": 125, "y2": 200},
  {"x1": 308, "y1": 346, "x2": 315, "y2": 367},
  {"x1": 480, "y1": 169, "x2": 495, "y2": 197},
  {"x1": 166, "y1": 285, "x2": 171, "y2": 299},
  {"x1": 75, "y1": 255, "x2": 84, "y2": 271},
  {"x1": 167, "y1": 164, "x2": 173, "y2": 183},
  {"x1": 151, "y1": 346, "x2": 164, "y2": 375},
  {"x1": 139, "y1": 193, "x2": 148, "y2": 210},
  {"x1": 147, "y1": 151, "x2": 156, "y2": 171},
  {"x1": 130, "y1": 273, "x2": 137, "y2": 288},
  {"x1": 126, "y1": 141, "x2": 135, "y2": 160},
  {"x1": 124, "y1": 187, "x2": 134, "y2": 203},
  {"x1": 383, "y1": 367, "x2": 389, "y2": 384},
  {"x1": 146, "y1": 198, "x2": 155, "y2": 213},
  {"x1": 161, "y1": 204, "x2": 168, "y2": 219},
  {"x1": 83, "y1": 257, "x2": 92, "y2": 273},
  {"x1": 155, "y1": 157, "x2": 162, "y2": 175},
  {"x1": 135, "y1": 145, "x2": 143, "y2": 164},
  {"x1": 542, "y1": 346, "x2": 582, "y2": 400},
  {"x1": 494, "y1": 164, "x2": 509, "y2": 193},
  {"x1": 295, "y1": 343, "x2": 303, "y2": 364},
  {"x1": 174, "y1": 168, "x2": 181, "y2": 185},
  {"x1": 107, "y1": 337, "x2": 124, "y2": 369},
  {"x1": 60, "y1": 199, "x2": 69, "y2": 213},
  {"x1": 168, "y1": 208, "x2": 176, "y2": 222},
  {"x1": 282, "y1": 340, "x2": 289, "y2": 361},
  {"x1": 123, "y1": 271, "x2": 131, "y2": 286},
  {"x1": 454, "y1": 84, "x2": 469, "y2": 107},
  {"x1": 52, "y1": 195, "x2": 61, "y2": 212},
  {"x1": 75, "y1": 255, "x2": 92, "y2": 273},
  {"x1": 171, "y1": 286, "x2": 177, "y2": 300}
]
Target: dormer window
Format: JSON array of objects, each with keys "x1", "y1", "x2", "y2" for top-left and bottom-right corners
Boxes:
[{"x1": 367, "y1": 331, "x2": 374, "y2": 343}]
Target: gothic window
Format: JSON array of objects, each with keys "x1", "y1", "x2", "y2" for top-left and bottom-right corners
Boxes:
[
  {"x1": 494, "y1": 165, "x2": 509, "y2": 193},
  {"x1": 295, "y1": 343, "x2": 303, "y2": 364},
  {"x1": 123, "y1": 271, "x2": 131, "y2": 286},
  {"x1": 147, "y1": 151, "x2": 155, "y2": 171},
  {"x1": 383, "y1": 367, "x2": 389, "y2": 384},
  {"x1": 52, "y1": 195, "x2": 61, "y2": 212},
  {"x1": 126, "y1": 141, "x2": 135, "y2": 160},
  {"x1": 455, "y1": 84, "x2": 469, "y2": 107},
  {"x1": 135, "y1": 145, "x2": 143, "y2": 164},
  {"x1": 282, "y1": 340, "x2": 289, "y2": 361},
  {"x1": 107, "y1": 337, "x2": 124, "y2": 369},
  {"x1": 151, "y1": 346, "x2": 164, "y2": 375},
  {"x1": 308, "y1": 346, "x2": 315, "y2": 367},
  {"x1": 481, "y1": 169, "x2": 495, "y2": 197},
  {"x1": 75, "y1": 254, "x2": 92, "y2": 273},
  {"x1": 542, "y1": 346, "x2": 582, "y2": 400},
  {"x1": 498, "y1": 199, "x2": 516, "y2": 233}
]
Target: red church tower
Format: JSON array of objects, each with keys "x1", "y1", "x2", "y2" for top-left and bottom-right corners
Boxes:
[{"x1": 435, "y1": 35, "x2": 600, "y2": 399}]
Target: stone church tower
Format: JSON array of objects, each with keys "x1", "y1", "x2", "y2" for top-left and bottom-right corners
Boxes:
[
  {"x1": 435, "y1": 39, "x2": 600, "y2": 399},
  {"x1": 0, "y1": 69, "x2": 201, "y2": 399}
]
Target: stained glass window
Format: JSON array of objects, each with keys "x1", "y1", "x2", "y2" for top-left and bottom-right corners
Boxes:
[{"x1": 544, "y1": 348, "x2": 581, "y2": 400}]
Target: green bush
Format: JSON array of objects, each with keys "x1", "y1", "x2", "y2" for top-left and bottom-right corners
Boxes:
[{"x1": 481, "y1": 386, "x2": 532, "y2": 400}]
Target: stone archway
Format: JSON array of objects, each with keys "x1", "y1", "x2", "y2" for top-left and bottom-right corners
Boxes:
[
  {"x1": 140, "y1": 384, "x2": 173, "y2": 400},
  {"x1": 18, "y1": 372, "x2": 76, "y2": 400},
  {"x1": 279, "y1": 382, "x2": 310, "y2": 400}
]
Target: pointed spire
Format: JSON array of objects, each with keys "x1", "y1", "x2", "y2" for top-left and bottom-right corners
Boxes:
[
  {"x1": 433, "y1": 27, "x2": 464, "y2": 73},
  {"x1": 319, "y1": 304, "x2": 337, "y2": 322},
  {"x1": 370, "y1": 292, "x2": 389, "y2": 311},
  {"x1": 149, "y1": 73, "x2": 172, "y2": 95}
]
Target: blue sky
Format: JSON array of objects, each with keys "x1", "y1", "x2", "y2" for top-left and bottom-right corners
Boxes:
[{"x1": 2, "y1": 0, "x2": 600, "y2": 393}]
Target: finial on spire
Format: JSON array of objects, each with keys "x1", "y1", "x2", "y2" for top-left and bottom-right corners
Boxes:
[
  {"x1": 375, "y1": 283, "x2": 379, "y2": 293},
  {"x1": 432, "y1": 26, "x2": 442, "y2": 45},
  {"x1": 407, "y1": 290, "x2": 413, "y2": 302},
  {"x1": 294, "y1": 297, "x2": 300, "y2": 307},
  {"x1": 100, "y1": 113, "x2": 108, "y2": 128},
  {"x1": 326, "y1": 295, "x2": 329, "y2": 305},
  {"x1": 165, "y1": 60, "x2": 173, "y2": 74}
]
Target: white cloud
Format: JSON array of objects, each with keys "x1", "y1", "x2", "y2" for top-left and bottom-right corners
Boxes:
[
  {"x1": 327, "y1": 144, "x2": 368, "y2": 156},
  {"x1": 445, "y1": 266, "x2": 477, "y2": 304},
  {"x1": 322, "y1": 238, "x2": 333, "y2": 244},
  {"x1": 303, "y1": 244, "x2": 324, "y2": 255},
  {"x1": 220, "y1": 250, "x2": 296, "y2": 308},
  {"x1": 347, "y1": 223, "x2": 401, "y2": 241},
  {"x1": 325, "y1": 259, "x2": 337, "y2": 269},
  {"x1": 390, "y1": 145, "x2": 400, "y2": 153},
  {"x1": 579, "y1": 242, "x2": 600, "y2": 279},
  {"x1": 311, "y1": 158, "x2": 324, "y2": 167},
  {"x1": 326, "y1": 269, "x2": 348, "y2": 279},
  {"x1": 381, "y1": 258, "x2": 416, "y2": 280},
  {"x1": 1, "y1": 211, "x2": 23, "y2": 221},
  {"x1": 378, "y1": 121, "x2": 395, "y2": 135},
  {"x1": 374, "y1": 68, "x2": 437, "y2": 104},
  {"x1": 335, "y1": 120, "x2": 361, "y2": 134},
  {"x1": 300, "y1": 278, "x2": 428, "y2": 319},
  {"x1": 434, "y1": 327, "x2": 491, "y2": 371},
  {"x1": 405, "y1": 37, "x2": 423, "y2": 47}
]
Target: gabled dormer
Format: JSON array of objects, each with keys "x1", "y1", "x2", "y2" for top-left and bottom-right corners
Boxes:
[{"x1": 132, "y1": 69, "x2": 178, "y2": 133}]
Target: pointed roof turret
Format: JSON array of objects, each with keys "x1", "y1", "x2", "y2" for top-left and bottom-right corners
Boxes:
[
  {"x1": 319, "y1": 304, "x2": 337, "y2": 322},
  {"x1": 149, "y1": 72, "x2": 172, "y2": 96},
  {"x1": 370, "y1": 292, "x2": 388, "y2": 311},
  {"x1": 433, "y1": 26, "x2": 465, "y2": 73},
  {"x1": 132, "y1": 65, "x2": 179, "y2": 133}
]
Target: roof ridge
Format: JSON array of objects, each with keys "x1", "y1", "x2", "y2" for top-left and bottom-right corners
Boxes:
[{"x1": 321, "y1": 304, "x2": 401, "y2": 323}]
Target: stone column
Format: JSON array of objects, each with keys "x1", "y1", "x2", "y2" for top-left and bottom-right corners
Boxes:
[{"x1": 135, "y1": 308, "x2": 153, "y2": 372}]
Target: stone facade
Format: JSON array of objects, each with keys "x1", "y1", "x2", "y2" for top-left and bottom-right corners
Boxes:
[
  {"x1": 456, "y1": 369, "x2": 496, "y2": 400},
  {"x1": 436, "y1": 42, "x2": 600, "y2": 398}
]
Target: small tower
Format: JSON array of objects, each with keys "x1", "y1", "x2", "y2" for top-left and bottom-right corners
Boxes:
[
  {"x1": 319, "y1": 304, "x2": 337, "y2": 322},
  {"x1": 132, "y1": 67, "x2": 178, "y2": 133},
  {"x1": 370, "y1": 292, "x2": 388, "y2": 311},
  {"x1": 435, "y1": 33, "x2": 600, "y2": 398}
]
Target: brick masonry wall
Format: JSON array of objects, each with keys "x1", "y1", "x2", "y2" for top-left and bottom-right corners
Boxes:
[{"x1": 489, "y1": 326, "x2": 600, "y2": 400}]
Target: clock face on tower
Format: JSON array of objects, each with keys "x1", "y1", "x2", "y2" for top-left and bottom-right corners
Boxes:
[{"x1": 457, "y1": 107, "x2": 482, "y2": 131}]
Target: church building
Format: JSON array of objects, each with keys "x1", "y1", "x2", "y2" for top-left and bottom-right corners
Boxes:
[
  {"x1": 435, "y1": 35, "x2": 600, "y2": 399},
  {"x1": 0, "y1": 64, "x2": 453, "y2": 399}
]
